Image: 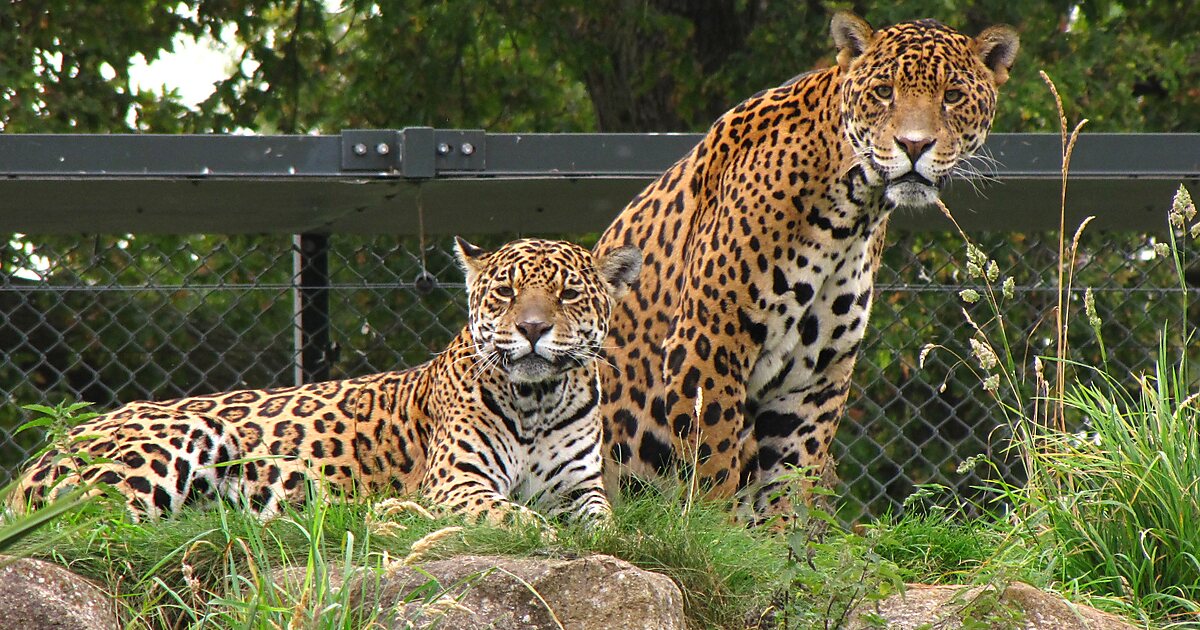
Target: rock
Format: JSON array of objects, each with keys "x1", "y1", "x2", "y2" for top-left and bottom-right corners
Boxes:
[
  {"x1": 0, "y1": 555, "x2": 119, "y2": 630},
  {"x1": 347, "y1": 553, "x2": 686, "y2": 630},
  {"x1": 848, "y1": 581, "x2": 1141, "y2": 629}
]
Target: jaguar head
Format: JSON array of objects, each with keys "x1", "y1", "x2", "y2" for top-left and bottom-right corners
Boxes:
[
  {"x1": 455, "y1": 237, "x2": 642, "y2": 384},
  {"x1": 833, "y1": 12, "x2": 1019, "y2": 208}
]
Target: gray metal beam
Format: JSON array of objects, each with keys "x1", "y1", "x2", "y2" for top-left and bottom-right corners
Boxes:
[{"x1": 0, "y1": 131, "x2": 1196, "y2": 233}]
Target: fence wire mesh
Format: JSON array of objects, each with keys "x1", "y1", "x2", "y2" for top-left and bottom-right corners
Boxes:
[{"x1": 1, "y1": 229, "x2": 1195, "y2": 521}]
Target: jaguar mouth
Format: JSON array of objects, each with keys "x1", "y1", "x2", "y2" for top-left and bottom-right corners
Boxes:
[
  {"x1": 883, "y1": 171, "x2": 943, "y2": 208},
  {"x1": 504, "y1": 350, "x2": 590, "y2": 383},
  {"x1": 889, "y1": 171, "x2": 937, "y2": 187},
  {"x1": 507, "y1": 354, "x2": 558, "y2": 383},
  {"x1": 511, "y1": 353, "x2": 553, "y2": 366}
]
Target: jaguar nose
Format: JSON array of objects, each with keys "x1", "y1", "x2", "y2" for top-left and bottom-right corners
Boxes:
[
  {"x1": 516, "y1": 320, "x2": 552, "y2": 345},
  {"x1": 895, "y1": 135, "x2": 935, "y2": 161}
]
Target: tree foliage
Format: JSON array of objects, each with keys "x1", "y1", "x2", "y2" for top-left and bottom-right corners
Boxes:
[{"x1": 3, "y1": 1, "x2": 1198, "y2": 134}]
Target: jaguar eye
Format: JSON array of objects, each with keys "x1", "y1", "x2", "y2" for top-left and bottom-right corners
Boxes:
[
  {"x1": 495, "y1": 285, "x2": 515, "y2": 298},
  {"x1": 873, "y1": 85, "x2": 893, "y2": 100},
  {"x1": 943, "y1": 89, "x2": 964, "y2": 104},
  {"x1": 560, "y1": 288, "x2": 581, "y2": 301}
]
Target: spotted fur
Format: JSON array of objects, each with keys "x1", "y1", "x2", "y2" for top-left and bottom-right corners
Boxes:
[
  {"x1": 594, "y1": 12, "x2": 1018, "y2": 517},
  {"x1": 11, "y1": 238, "x2": 643, "y2": 523}
]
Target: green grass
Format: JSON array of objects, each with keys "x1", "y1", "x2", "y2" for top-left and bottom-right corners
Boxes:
[
  {"x1": 0, "y1": 486, "x2": 90, "y2": 556},
  {"x1": 7, "y1": 475, "x2": 1054, "y2": 629},
  {"x1": 4, "y1": 485, "x2": 791, "y2": 629},
  {"x1": 440, "y1": 490, "x2": 786, "y2": 628},
  {"x1": 952, "y1": 180, "x2": 1200, "y2": 627},
  {"x1": 868, "y1": 510, "x2": 1006, "y2": 585},
  {"x1": 922, "y1": 69, "x2": 1199, "y2": 627},
  {"x1": 1026, "y1": 343, "x2": 1200, "y2": 624}
]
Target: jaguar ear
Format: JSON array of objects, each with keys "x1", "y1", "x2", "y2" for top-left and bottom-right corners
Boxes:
[
  {"x1": 974, "y1": 25, "x2": 1020, "y2": 86},
  {"x1": 831, "y1": 11, "x2": 874, "y2": 70},
  {"x1": 453, "y1": 236, "x2": 487, "y2": 284},
  {"x1": 595, "y1": 246, "x2": 643, "y2": 300}
]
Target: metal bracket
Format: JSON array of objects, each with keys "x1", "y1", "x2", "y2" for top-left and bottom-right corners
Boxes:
[
  {"x1": 432, "y1": 129, "x2": 486, "y2": 172},
  {"x1": 340, "y1": 130, "x2": 401, "y2": 172},
  {"x1": 399, "y1": 127, "x2": 435, "y2": 178},
  {"x1": 340, "y1": 128, "x2": 486, "y2": 177}
]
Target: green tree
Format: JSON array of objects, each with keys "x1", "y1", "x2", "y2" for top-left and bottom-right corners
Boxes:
[
  {"x1": 6, "y1": 2, "x2": 1198, "y2": 134},
  {"x1": 5, "y1": 2, "x2": 1198, "y2": 134}
]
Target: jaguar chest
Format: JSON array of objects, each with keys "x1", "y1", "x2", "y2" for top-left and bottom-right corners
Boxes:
[
  {"x1": 475, "y1": 375, "x2": 601, "y2": 499},
  {"x1": 476, "y1": 375, "x2": 598, "y2": 450},
  {"x1": 745, "y1": 204, "x2": 887, "y2": 402}
]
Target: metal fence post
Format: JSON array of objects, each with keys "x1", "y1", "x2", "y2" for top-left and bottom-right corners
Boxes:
[{"x1": 293, "y1": 233, "x2": 332, "y2": 385}]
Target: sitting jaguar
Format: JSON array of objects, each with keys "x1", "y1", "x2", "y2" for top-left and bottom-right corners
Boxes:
[
  {"x1": 593, "y1": 12, "x2": 1019, "y2": 518},
  {"x1": 10, "y1": 237, "x2": 642, "y2": 523}
]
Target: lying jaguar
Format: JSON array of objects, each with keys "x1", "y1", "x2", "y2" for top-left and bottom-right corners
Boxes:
[
  {"x1": 594, "y1": 11, "x2": 1019, "y2": 518},
  {"x1": 10, "y1": 237, "x2": 642, "y2": 523}
]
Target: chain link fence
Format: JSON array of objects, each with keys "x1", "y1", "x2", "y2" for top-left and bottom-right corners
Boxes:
[{"x1": 1, "y1": 228, "x2": 1195, "y2": 521}]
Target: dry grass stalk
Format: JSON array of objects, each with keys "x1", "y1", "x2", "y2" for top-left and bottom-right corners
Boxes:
[
  {"x1": 683, "y1": 385, "x2": 705, "y2": 515},
  {"x1": 367, "y1": 498, "x2": 437, "y2": 537},
  {"x1": 401, "y1": 526, "x2": 464, "y2": 565},
  {"x1": 418, "y1": 595, "x2": 475, "y2": 619},
  {"x1": 1040, "y1": 70, "x2": 1090, "y2": 432}
]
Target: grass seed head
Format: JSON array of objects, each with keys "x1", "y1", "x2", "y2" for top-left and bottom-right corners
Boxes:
[
  {"x1": 970, "y1": 338, "x2": 998, "y2": 370},
  {"x1": 1084, "y1": 288, "x2": 1102, "y2": 329},
  {"x1": 402, "y1": 526, "x2": 465, "y2": 565},
  {"x1": 1173, "y1": 184, "x2": 1195, "y2": 222}
]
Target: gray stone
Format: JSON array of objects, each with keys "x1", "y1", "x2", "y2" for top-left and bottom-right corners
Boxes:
[
  {"x1": 348, "y1": 553, "x2": 686, "y2": 630},
  {"x1": 0, "y1": 555, "x2": 118, "y2": 630},
  {"x1": 849, "y1": 582, "x2": 1142, "y2": 629}
]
